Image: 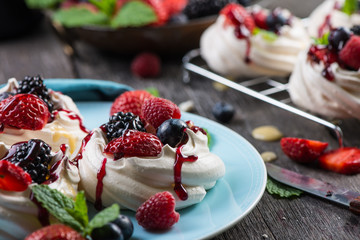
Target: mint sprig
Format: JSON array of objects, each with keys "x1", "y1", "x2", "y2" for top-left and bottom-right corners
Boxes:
[
  {"x1": 52, "y1": 8, "x2": 109, "y2": 27},
  {"x1": 25, "y1": 0, "x2": 63, "y2": 9},
  {"x1": 313, "y1": 32, "x2": 330, "y2": 45},
  {"x1": 266, "y1": 177, "x2": 303, "y2": 198},
  {"x1": 31, "y1": 185, "x2": 120, "y2": 237},
  {"x1": 89, "y1": 0, "x2": 117, "y2": 17},
  {"x1": 145, "y1": 87, "x2": 160, "y2": 97},
  {"x1": 342, "y1": 0, "x2": 358, "y2": 15},
  {"x1": 253, "y1": 27, "x2": 278, "y2": 42}
]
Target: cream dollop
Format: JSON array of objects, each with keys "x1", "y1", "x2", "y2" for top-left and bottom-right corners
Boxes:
[
  {"x1": 200, "y1": 6, "x2": 310, "y2": 78},
  {"x1": 307, "y1": 0, "x2": 360, "y2": 38},
  {"x1": 78, "y1": 128, "x2": 225, "y2": 211},
  {"x1": 0, "y1": 78, "x2": 88, "y2": 157},
  {"x1": 288, "y1": 50, "x2": 360, "y2": 119},
  {"x1": 0, "y1": 143, "x2": 80, "y2": 240}
]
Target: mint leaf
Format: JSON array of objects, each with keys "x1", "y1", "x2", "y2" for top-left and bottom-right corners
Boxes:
[
  {"x1": 66, "y1": 191, "x2": 89, "y2": 228},
  {"x1": 266, "y1": 177, "x2": 302, "y2": 198},
  {"x1": 86, "y1": 204, "x2": 120, "y2": 234},
  {"x1": 111, "y1": 1, "x2": 157, "y2": 28},
  {"x1": 25, "y1": 0, "x2": 63, "y2": 9},
  {"x1": 145, "y1": 87, "x2": 160, "y2": 97},
  {"x1": 52, "y1": 7, "x2": 109, "y2": 27},
  {"x1": 202, "y1": 128, "x2": 212, "y2": 149},
  {"x1": 253, "y1": 28, "x2": 278, "y2": 42},
  {"x1": 313, "y1": 32, "x2": 329, "y2": 45},
  {"x1": 89, "y1": 0, "x2": 116, "y2": 17},
  {"x1": 31, "y1": 185, "x2": 84, "y2": 232},
  {"x1": 342, "y1": 0, "x2": 358, "y2": 15}
]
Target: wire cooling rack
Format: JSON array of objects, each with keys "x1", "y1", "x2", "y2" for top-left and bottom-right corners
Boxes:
[{"x1": 182, "y1": 49, "x2": 343, "y2": 147}]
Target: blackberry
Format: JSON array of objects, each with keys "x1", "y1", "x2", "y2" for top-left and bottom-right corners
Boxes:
[
  {"x1": 16, "y1": 75, "x2": 54, "y2": 112},
  {"x1": 103, "y1": 112, "x2": 146, "y2": 141},
  {"x1": 4, "y1": 139, "x2": 52, "y2": 184},
  {"x1": 351, "y1": 25, "x2": 360, "y2": 35}
]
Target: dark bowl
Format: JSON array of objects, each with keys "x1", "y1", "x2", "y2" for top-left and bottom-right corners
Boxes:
[{"x1": 51, "y1": 15, "x2": 216, "y2": 56}]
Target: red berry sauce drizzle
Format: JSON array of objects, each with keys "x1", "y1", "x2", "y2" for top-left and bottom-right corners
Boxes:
[
  {"x1": 72, "y1": 132, "x2": 93, "y2": 167},
  {"x1": 308, "y1": 45, "x2": 338, "y2": 81},
  {"x1": 51, "y1": 109, "x2": 90, "y2": 134},
  {"x1": 45, "y1": 144, "x2": 68, "y2": 184},
  {"x1": 95, "y1": 158, "x2": 107, "y2": 211},
  {"x1": 317, "y1": 1, "x2": 341, "y2": 38}
]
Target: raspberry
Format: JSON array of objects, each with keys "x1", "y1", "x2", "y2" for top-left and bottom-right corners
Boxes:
[
  {"x1": 163, "y1": 0, "x2": 188, "y2": 16},
  {"x1": 141, "y1": 97, "x2": 181, "y2": 129},
  {"x1": 252, "y1": 9, "x2": 268, "y2": 30},
  {"x1": 25, "y1": 224, "x2": 85, "y2": 240},
  {"x1": 0, "y1": 93, "x2": 50, "y2": 130},
  {"x1": 110, "y1": 90, "x2": 153, "y2": 117},
  {"x1": 0, "y1": 160, "x2": 32, "y2": 192},
  {"x1": 131, "y1": 52, "x2": 161, "y2": 78},
  {"x1": 104, "y1": 130, "x2": 163, "y2": 159},
  {"x1": 339, "y1": 35, "x2": 360, "y2": 70},
  {"x1": 136, "y1": 191, "x2": 180, "y2": 230}
]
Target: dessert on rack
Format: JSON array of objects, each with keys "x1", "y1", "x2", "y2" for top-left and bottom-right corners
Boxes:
[
  {"x1": 307, "y1": 0, "x2": 360, "y2": 38},
  {"x1": 77, "y1": 90, "x2": 225, "y2": 211},
  {"x1": 0, "y1": 76, "x2": 89, "y2": 157},
  {"x1": 288, "y1": 26, "x2": 360, "y2": 120},
  {"x1": 200, "y1": 3, "x2": 310, "y2": 78}
]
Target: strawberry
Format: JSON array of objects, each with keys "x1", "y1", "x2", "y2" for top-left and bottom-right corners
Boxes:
[
  {"x1": 0, "y1": 94, "x2": 50, "y2": 130},
  {"x1": 145, "y1": 0, "x2": 169, "y2": 25},
  {"x1": 163, "y1": 0, "x2": 188, "y2": 16},
  {"x1": 339, "y1": 35, "x2": 360, "y2": 70},
  {"x1": 0, "y1": 160, "x2": 32, "y2": 192},
  {"x1": 25, "y1": 224, "x2": 85, "y2": 240},
  {"x1": 131, "y1": 52, "x2": 161, "y2": 78},
  {"x1": 220, "y1": 3, "x2": 255, "y2": 37},
  {"x1": 280, "y1": 137, "x2": 329, "y2": 163},
  {"x1": 319, "y1": 147, "x2": 360, "y2": 174},
  {"x1": 252, "y1": 9, "x2": 268, "y2": 30},
  {"x1": 136, "y1": 191, "x2": 180, "y2": 230},
  {"x1": 141, "y1": 97, "x2": 181, "y2": 129},
  {"x1": 110, "y1": 90, "x2": 153, "y2": 117},
  {"x1": 104, "y1": 130, "x2": 163, "y2": 159}
]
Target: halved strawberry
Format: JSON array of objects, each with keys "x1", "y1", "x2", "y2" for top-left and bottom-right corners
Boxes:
[
  {"x1": 319, "y1": 147, "x2": 360, "y2": 174},
  {"x1": 280, "y1": 137, "x2": 329, "y2": 163},
  {"x1": 252, "y1": 9, "x2": 268, "y2": 30},
  {"x1": 163, "y1": 0, "x2": 188, "y2": 16},
  {"x1": 339, "y1": 35, "x2": 360, "y2": 70},
  {"x1": 110, "y1": 90, "x2": 153, "y2": 117},
  {"x1": 0, "y1": 94, "x2": 50, "y2": 130},
  {"x1": 0, "y1": 160, "x2": 32, "y2": 192},
  {"x1": 25, "y1": 224, "x2": 85, "y2": 240},
  {"x1": 104, "y1": 130, "x2": 163, "y2": 159},
  {"x1": 145, "y1": 0, "x2": 169, "y2": 26}
]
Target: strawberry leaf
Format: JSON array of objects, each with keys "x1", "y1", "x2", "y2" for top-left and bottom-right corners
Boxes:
[
  {"x1": 52, "y1": 7, "x2": 109, "y2": 27},
  {"x1": 266, "y1": 177, "x2": 302, "y2": 198},
  {"x1": 111, "y1": 1, "x2": 157, "y2": 28},
  {"x1": 342, "y1": 0, "x2": 358, "y2": 15},
  {"x1": 25, "y1": 0, "x2": 63, "y2": 9},
  {"x1": 86, "y1": 204, "x2": 120, "y2": 234}
]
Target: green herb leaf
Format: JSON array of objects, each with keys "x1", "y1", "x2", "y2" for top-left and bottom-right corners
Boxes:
[
  {"x1": 266, "y1": 177, "x2": 303, "y2": 198},
  {"x1": 66, "y1": 191, "x2": 89, "y2": 228},
  {"x1": 313, "y1": 32, "x2": 329, "y2": 45},
  {"x1": 111, "y1": 1, "x2": 157, "y2": 28},
  {"x1": 89, "y1": 0, "x2": 116, "y2": 17},
  {"x1": 145, "y1": 87, "x2": 160, "y2": 97},
  {"x1": 52, "y1": 7, "x2": 109, "y2": 27},
  {"x1": 342, "y1": 0, "x2": 358, "y2": 15},
  {"x1": 253, "y1": 28, "x2": 278, "y2": 42},
  {"x1": 25, "y1": 0, "x2": 63, "y2": 9},
  {"x1": 202, "y1": 128, "x2": 212, "y2": 149},
  {"x1": 31, "y1": 185, "x2": 84, "y2": 232},
  {"x1": 86, "y1": 204, "x2": 120, "y2": 234}
]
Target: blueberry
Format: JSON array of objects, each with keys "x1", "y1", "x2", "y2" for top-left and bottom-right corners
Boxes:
[
  {"x1": 91, "y1": 223, "x2": 124, "y2": 240},
  {"x1": 266, "y1": 13, "x2": 287, "y2": 32},
  {"x1": 328, "y1": 27, "x2": 350, "y2": 51},
  {"x1": 212, "y1": 102, "x2": 235, "y2": 123},
  {"x1": 112, "y1": 215, "x2": 134, "y2": 240},
  {"x1": 157, "y1": 119, "x2": 188, "y2": 147}
]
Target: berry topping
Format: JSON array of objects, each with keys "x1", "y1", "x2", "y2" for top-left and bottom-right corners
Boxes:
[
  {"x1": 131, "y1": 52, "x2": 161, "y2": 78},
  {"x1": 0, "y1": 93, "x2": 50, "y2": 130},
  {"x1": 142, "y1": 97, "x2": 181, "y2": 129},
  {"x1": 328, "y1": 27, "x2": 350, "y2": 51},
  {"x1": 112, "y1": 215, "x2": 134, "y2": 240},
  {"x1": 351, "y1": 25, "x2": 360, "y2": 35},
  {"x1": 2, "y1": 139, "x2": 52, "y2": 184},
  {"x1": 25, "y1": 224, "x2": 85, "y2": 240},
  {"x1": 163, "y1": 0, "x2": 187, "y2": 16},
  {"x1": 212, "y1": 101, "x2": 235, "y2": 123},
  {"x1": 0, "y1": 160, "x2": 32, "y2": 192},
  {"x1": 339, "y1": 35, "x2": 360, "y2": 70},
  {"x1": 103, "y1": 112, "x2": 146, "y2": 141},
  {"x1": 104, "y1": 130, "x2": 162, "y2": 159},
  {"x1": 280, "y1": 137, "x2": 328, "y2": 163},
  {"x1": 319, "y1": 147, "x2": 360, "y2": 174},
  {"x1": 136, "y1": 191, "x2": 180, "y2": 230},
  {"x1": 183, "y1": 0, "x2": 229, "y2": 19},
  {"x1": 110, "y1": 90, "x2": 153, "y2": 117},
  {"x1": 221, "y1": 3, "x2": 255, "y2": 39},
  {"x1": 157, "y1": 119, "x2": 188, "y2": 147},
  {"x1": 16, "y1": 75, "x2": 54, "y2": 112},
  {"x1": 91, "y1": 223, "x2": 124, "y2": 240},
  {"x1": 252, "y1": 9, "x2": 268, "y2": 30},
  {"x1": 145, "y1": 0, "x2": 170, "y2": 25},
  {"x1": 265, "y1": 9, "x2": 288, "y2": 33}
]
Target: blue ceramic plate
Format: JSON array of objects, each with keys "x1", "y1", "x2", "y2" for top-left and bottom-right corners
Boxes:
[{"x1": 76, "y1": 102, "x2": 267, "y2": 240}]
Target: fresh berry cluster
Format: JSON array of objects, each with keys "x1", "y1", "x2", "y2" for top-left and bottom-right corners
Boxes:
[
  {"x1": 280, "y1": 137, "x2": 360, "y2": 175},
  {"x1": 91, "y1": 214, "x2": 134, "y2": 240},
  {"x1": 2, "y1": 139, "x2": 52, "y2": 184},
  {"x1": 110, "y1": 90, "x2": 153, "y2": 117},
  {"x1": 307, "y1": 26, "x2": 360, "y2": 80}
]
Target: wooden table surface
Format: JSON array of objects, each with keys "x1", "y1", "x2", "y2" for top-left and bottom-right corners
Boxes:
[{"x1": 1, "y1": 1, "x2": 360, "y2": 239}]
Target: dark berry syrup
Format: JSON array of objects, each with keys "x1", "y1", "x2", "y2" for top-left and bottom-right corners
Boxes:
[
  {"x1": 95, "y1": 158, "x2": 107, "y2": 211},
  {"x1": 72, "y1": 132, "x2": 93, "y2": 167},
  {"x1": 30, "y1": 192, "x2": 50, "y2": 227},
  {"x1": 317, "y1": 2, "x2": 342, "y2": 38},
  {"x1": 50, "y1": 109, "x2": 90, "y2": 134}
]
